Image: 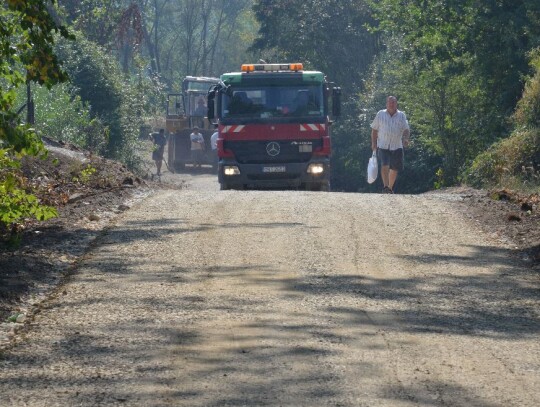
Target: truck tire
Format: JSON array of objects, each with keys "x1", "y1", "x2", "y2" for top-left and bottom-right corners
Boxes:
[
  {"x1": 220, "y1": 183, "x2": 231, "y2": 191},
  {"x1": 320, "y1": 181, "x2": 331, "y2": 192},
  {"x1": 305, "y1": 182, "x2": 328, "y2": 192}
]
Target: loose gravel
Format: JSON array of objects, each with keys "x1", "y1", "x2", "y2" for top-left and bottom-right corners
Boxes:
[{"x1": 0, "y1": 172, "x2": 538, "y2": 406}]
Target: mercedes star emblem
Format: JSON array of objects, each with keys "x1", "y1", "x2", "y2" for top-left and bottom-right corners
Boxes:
[{"x1": 266, "y1": 142, "x2": 280, "y2": 156}]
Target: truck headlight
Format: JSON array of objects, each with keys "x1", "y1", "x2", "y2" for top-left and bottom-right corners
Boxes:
[
  {"x1": 307, "y1": 163, "x2": 324, "y2": 174},
  {"x1": 223, "y1": 166, "x2": 240, "y2": 176}
]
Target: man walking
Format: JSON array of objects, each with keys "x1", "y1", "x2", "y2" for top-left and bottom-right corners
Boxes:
[
  {"x1": 370, "y1": 96, "x2": 410, "y2": 193},
  {"x1": 150, "y1": 128, "x2": 167, "y2": 176}
]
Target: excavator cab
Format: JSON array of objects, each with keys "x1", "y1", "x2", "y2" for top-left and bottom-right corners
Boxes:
[{"x1": 165, "y1": 76, "x2": 219, "y2": 172}]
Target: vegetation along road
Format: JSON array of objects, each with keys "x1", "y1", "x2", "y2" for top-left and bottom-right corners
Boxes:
[{"x1": 1, "y1": 173, "x2": 539, "y2": 406}]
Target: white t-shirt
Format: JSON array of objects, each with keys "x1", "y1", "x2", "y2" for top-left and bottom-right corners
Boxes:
[
  {"x1": 190, "y1": 132, "x2": 205, "y2": 150},
  {"x1": 210, "y1": 131, "x2": 218, "y2": 150},
  {"x1": 371, "y1": 109, "x2": 410, "y2": 150}
]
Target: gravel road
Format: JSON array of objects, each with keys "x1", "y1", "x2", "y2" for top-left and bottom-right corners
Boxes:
[{"x1": 1, "y1": 172, "x2": 539, "y2": 406}]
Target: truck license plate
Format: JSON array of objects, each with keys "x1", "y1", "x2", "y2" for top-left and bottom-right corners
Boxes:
[{"x1": 262, "y1": 166, "x2": 286, "y2": 173}]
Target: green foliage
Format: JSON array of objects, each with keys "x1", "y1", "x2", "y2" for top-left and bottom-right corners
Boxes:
[
  {"x1": 369, "y1": 0, "x2": 540, "y2": 114},
  {"x1": 332, "y1": 37, "x2": 441, "y2": 193},
  {"x1": 468, "y1": 1, "x2": 540, "y2": 115},
  {"x1": 72, "y1": 164, "x2": 97, "y2": 184},
  {"x1": 14, "y1": 82, "x2": 109, "y2": 154},
  {"x1": 0, "y1": 148, "x2": 57, "y2": 237},
  {"x1": 251, "y1": 1, "x2": 520, "y2": 191},
  {"x1": 55, "y1": 33, "x2": 124, "y2": 156},
  {"x1": 58, "y1": 0, "x2": 124, "y2": 47},
  {"x1": 0, "y1": 143, "x2": 59, "y2": 238},
  {"x1": 465, "y1": 49, "x2": 540, "y2": 191},
  {"x1": 57, "y1": 0, "x2": 258, "y2": 84},
  {"x1": 118, "y1": 70, "x2": 159, "y2": 171},
  {"x1": 330, "y1": 100, "x2": 371, "y2": 192},
  {"x1": 355, "y1": 1, "x2": 540, "y2": 190},
  {"x1": 403, "y1": 55, "x2": 502, "y2": 184},
  {"x1": 252, "y1": 0, "x2": 379, "y2": 91},
  {"x1": 54, "y1": 33, "x2": 164, "y2": 172},
  {"x1": 0, "y1": 1, "x2": 71, "y2": 91},
  {"x1": 0, "y1": 183, "x2": 58, "y2": 223},
  {"x1": 0, "y1": 1, "x2": 72, "y2": 237},
  {"x1": 514, "y1": 49, "x2": 540, "y2": 128},
  {"x1": 1, "y1": 0, "x2": 68, "y2": 153},
  {"x1": 464, "y1": 127, "x2": 540, "y2": 190}
]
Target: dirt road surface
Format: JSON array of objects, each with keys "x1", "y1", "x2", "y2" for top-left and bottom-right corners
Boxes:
[{"x1": 1, "y1": 172, "x2": 539, "y2": 406}]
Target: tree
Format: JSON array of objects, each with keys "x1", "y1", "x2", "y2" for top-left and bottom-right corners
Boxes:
[
  {"x1": 118, "y1": 3, "x2": 144, "y2": 74},
  {"x1": 55, "y1": 34, "x2": 124, "y2": 157},
  {"x1": 57, "y1": 0, "x2": 124, "y2": 48},
  {"x1": 57, "y1": 0, "x2": 256, "y2": 87},
  {"x1": 465, "y1": 49, "x2": 540, "y2": 188},
  {"x1": 0, "y1": 0, "x2": 73, "y2": 237},
  {"x1": 370, "y1": 0, "x2": 540, "y2": 114},
  {"x1": 55, "y1": 33, "x2": 163, "y2": 170},
  {"x1": 14, "y1": 83, "x2": 108, "y2": 154},
  {"x1": 252, "y1": 0, "x2": 380, "y2": 91},
  {"x1": 366, "y1": 0, "x2": 540, "y2": 186}
]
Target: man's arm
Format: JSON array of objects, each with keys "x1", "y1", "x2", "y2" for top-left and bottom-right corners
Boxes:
[
  {"x1": 402, "y1": 128, "x2": 410, "y2": 148},
  {"x1": 371, "y1": 128, "x2": 378, "y2": 152}
]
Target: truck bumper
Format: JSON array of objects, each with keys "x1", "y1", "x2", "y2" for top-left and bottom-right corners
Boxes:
[{"x1": 218, "y1": 158, "x2": 330, "y2": 189}]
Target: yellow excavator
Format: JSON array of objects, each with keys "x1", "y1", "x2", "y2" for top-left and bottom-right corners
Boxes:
[{"x1": 165, "y1": 76, "x2": 219, "y2": 172}]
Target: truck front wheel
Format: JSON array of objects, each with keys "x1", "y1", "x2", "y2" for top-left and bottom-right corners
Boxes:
[
  {"x1": 307, "y1": 182, "x2": 330, "y2": 192},
  {"x1": 320, "y1": 181, "x2": 331, "y2": 192},
  {"x1": 220, "y1": 183, "x2": 245, "y2": 191}
]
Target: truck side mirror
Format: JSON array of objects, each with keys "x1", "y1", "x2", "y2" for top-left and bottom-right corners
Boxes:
[{"x1": 332, "y1": 87, "x2": 341, "y2": 118}]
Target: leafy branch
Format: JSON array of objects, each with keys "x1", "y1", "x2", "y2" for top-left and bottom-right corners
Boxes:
[{"x1": 0, "y1": 1, "x2": 72, "y2": 240}]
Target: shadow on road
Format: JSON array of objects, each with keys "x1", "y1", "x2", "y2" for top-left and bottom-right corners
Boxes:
[{"x1": 2, "y1": 218, "x2": 538, "y2": 407}]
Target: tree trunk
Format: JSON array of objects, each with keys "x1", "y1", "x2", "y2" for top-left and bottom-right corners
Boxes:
[{"x1": 208, "y1": 2, "x2": 226, "y2": 76}]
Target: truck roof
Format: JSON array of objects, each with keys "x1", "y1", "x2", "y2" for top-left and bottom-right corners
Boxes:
[
  {"x1": 221, "y1": 71, "x2": 325, "y2": 84},
  {"x1": 183, "y1": 76, "x2": 220, "y2": 83}
]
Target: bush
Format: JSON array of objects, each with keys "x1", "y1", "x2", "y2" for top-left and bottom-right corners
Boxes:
[
  {"x1": 464, "y1": 128, "x2": 540, "y2": 189},
  {"x1": 15, "y1": 83, "x2": 108, "y2": 154},
  {"x1": 464, "y1": 49, "x2": 540, "y2": 191},
  {"x1": 513, "y1": 49, "x2": 540, "y2": 128},
  {"x1": 55, "y1": 33, "x2": 164, "y2": 173},
  {"x1": 0, "y1": 145, "x2": 58, "y2": 241},
  {"x1": 55, "y1": 33, "x2": 124, "y2": 157}
]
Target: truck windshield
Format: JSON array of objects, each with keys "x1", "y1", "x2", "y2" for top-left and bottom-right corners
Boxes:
[
  {"x1": 183, "y1": 80, "x2": 217, "y2": 92},
  {"x1": 221, "y1": 85, "x2": 323, "y2": 120},
  {"x1": 187, "y1": 92, "x2": 208, "y2": 116}
]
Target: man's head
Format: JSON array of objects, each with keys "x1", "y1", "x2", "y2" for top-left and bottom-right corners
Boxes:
[
  {"x1": 386, "y1": 96, "x2": 398, "y2": 114},
  {"x1": 159, "y1": 128, "x2": 164, "y2": 134},
  {"x1": 193, "y1": 126, "x2": 199, "y2": 132}
]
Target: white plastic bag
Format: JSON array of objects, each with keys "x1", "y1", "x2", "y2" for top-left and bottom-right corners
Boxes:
[{"x1": 367, "y1": 152, "x2": 378, "y2": 184}]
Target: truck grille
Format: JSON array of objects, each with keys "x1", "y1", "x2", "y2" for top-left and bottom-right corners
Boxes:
[{"x1": 225, "y1": 140, "x2": 322, "y2": 164}]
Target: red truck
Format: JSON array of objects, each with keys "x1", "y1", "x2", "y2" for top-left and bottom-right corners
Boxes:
[{"x1": 207, "y1": 63, "x2": 341, "y2": 190}]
